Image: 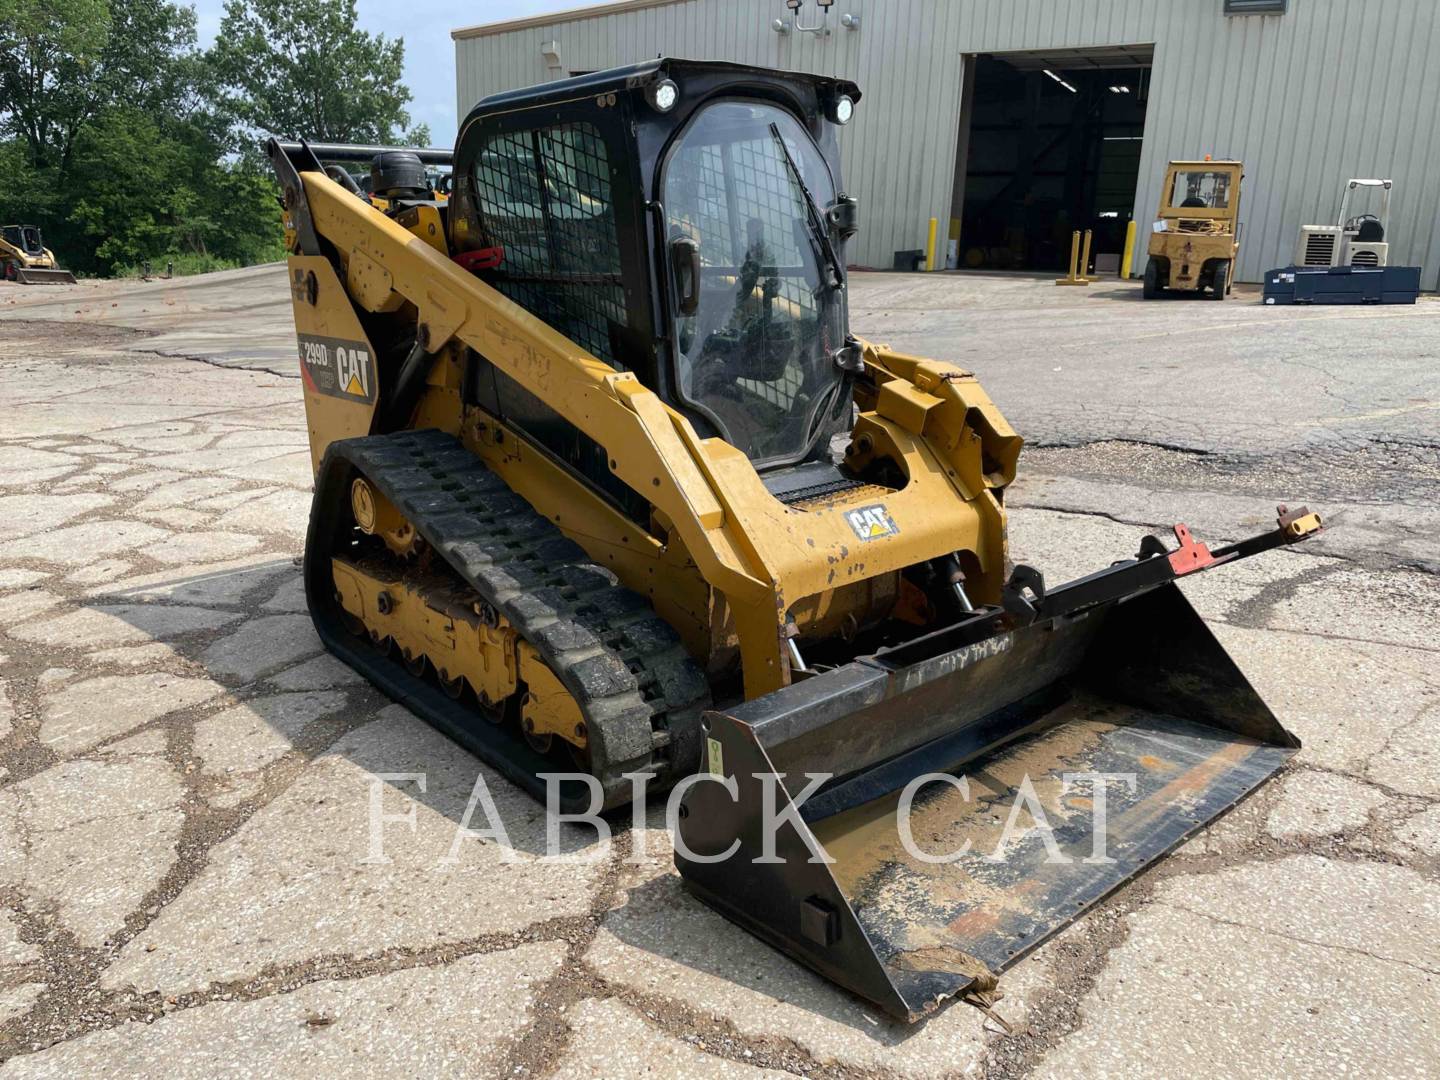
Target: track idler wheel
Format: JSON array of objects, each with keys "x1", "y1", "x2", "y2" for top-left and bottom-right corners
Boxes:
[
  {"x1": 521, "y1": 697, "x2": 552, "y2": 753},
  {"x1": 479, "y1": 699, "x2": 506, "y2": 725},
  {"x1": 437, "y1": 668, "x2": 467, "y2": 700}
]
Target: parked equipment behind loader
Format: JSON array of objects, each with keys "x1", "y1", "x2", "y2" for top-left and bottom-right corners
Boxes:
[
  {"x1": 1143, "y1": 159, "x2": 1242, "y2": 300},
  {"x1": 1295, "y1": 178, "x2": 1394, "y2": 269},
  {"x1": 0, "y1": 225, "x2": 77, "y2": 284},
  {"x1": 270, "y1": 59, "x2": 1320, "y2": 1022}
]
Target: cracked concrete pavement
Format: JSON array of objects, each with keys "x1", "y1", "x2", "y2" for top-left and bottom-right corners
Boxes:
[{"x1": 0, "y1": 268, "x2": 1436, "y2": 1077}]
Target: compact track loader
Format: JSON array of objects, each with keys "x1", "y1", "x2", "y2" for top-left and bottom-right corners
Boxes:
[
  {"x1": 0, "y1": 225, "x2": 77, "y2": 284},
  {"x1": 271, "y1": 59, "x2": 1320, "y2": 1022}
]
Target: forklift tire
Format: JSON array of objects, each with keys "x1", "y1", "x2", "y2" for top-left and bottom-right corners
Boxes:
[
  {"x1": 1210, "y1": 262, "x2": 1228, "y2": 301},
  {"x1": 1142, "y1": 259, "x2": 1161, "y2": 299}
]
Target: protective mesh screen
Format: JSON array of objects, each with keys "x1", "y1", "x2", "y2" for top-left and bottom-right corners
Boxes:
[{"x1": 472, "y1": 122, "x2": 626, "y2": 367}]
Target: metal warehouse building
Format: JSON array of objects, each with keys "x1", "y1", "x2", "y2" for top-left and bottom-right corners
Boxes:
[{"x1": 454, "y1": 0, "x2": 1440, "y2": 288}]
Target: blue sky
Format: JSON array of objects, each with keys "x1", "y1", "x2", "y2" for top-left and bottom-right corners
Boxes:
[{"x1": 189, "y1": 0, "x2": 603, "y2": 143}]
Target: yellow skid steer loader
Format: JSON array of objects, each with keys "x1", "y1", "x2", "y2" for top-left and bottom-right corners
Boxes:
[
  {"x1": 1, "y1": 225, "x2": 77, "y2": 284},
  {"x1": 270, "y1": 59, "x2": 1320, "y2": 1022}
]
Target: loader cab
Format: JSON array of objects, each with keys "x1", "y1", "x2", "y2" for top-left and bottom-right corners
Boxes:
[
  {"x1": 2, "y1": 226, "x2": 45, "y2": 258},
  {"x1": 450, "y1": 60, "x2": 861, "y2": 505},
  {"x1": 1158, "y1": 162, "x2": 1240, "y2": 225}
]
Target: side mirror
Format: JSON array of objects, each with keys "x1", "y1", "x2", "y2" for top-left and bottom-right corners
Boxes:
[{"x1": 671, "y1": 235, "x2": 701, "y2": 316}]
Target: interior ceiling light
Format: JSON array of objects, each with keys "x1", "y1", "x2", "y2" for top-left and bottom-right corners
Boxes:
[
  {"x1": 1109, "y1": 84, "x2": 1131, "y2": 93},
  {"x1": 1042, "y1": 69, "x2": 1078, "y2": 94}
]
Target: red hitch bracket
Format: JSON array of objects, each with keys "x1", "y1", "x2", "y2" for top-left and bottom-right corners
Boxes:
[{"x1": 1167, "y1": 523, "x2": 1218, "y2": 576}]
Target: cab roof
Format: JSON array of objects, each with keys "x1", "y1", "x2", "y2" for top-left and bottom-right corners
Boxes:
[{"x1": 462, "y1": 57, "x2": 860, "y2": 124}]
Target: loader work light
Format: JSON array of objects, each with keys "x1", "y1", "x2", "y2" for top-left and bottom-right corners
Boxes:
[
  {"x1": 833, "y1": 94, "x2": 855, "y2": 124},
  {"x1": 648, "y1": 78, "x2": 680, "y2": 113}
]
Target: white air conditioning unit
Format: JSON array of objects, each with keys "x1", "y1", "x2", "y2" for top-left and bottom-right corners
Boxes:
[{"x1": 1295, "y1": 226, "x2": 1341, "y2": 267}]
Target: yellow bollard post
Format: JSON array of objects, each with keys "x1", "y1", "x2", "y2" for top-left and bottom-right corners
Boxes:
[
  {"x1": 925, "y1": 217, "x2": 939, "y2": 272},
  {"x1": 1081, "y1": 229, "x2": 1096, "y2": 281},
  {"x1": 1055, "y1": 230, "x2": 1090, "y2": 286},
  {"x1": 1120, "y1": 219, "x2": 1138, "y2": 279}
]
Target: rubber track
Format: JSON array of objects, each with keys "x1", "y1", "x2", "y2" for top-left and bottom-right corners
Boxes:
[{"x1": 307, "y1": 428, "x2": 710, "y2": 810}]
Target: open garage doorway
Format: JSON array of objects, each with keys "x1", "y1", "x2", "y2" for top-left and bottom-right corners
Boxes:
[{"x1": 950, "y1": 45, "x2": 1152, "y2": 274}]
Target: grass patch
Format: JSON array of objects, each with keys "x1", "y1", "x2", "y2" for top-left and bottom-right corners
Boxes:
[{"x1": 114, "y1": 247, "x2": 286, "y2": 279}]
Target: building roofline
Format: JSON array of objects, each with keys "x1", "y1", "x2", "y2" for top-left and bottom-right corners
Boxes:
[{"x1": 451, "y1": 0, "x2": 686, "y2": 41}]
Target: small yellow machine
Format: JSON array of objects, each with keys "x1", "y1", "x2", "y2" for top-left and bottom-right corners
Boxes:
[
  {"x1": 270, "y1": 61, "x2": 1317, "y2": 1021},
  {"x1": 1143, "y1": 159, "x2": 1242, "y2": 299},
  {"x1": 0, "y1": 225, "x2": 76, "y2": 284}
]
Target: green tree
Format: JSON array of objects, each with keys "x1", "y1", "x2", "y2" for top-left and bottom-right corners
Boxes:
[
  {"x1": 0, "y1": 0, "x2": 196, "y2": 174},
  {"x1": 0, "y1": 0, "x2": 282, "y2": 275},
  {"x1": 208, "y1": 0, "x2": 425, "y2": 146},
  {"x1": 0, "y1": 0, "x2": 427, "y2": 278},
  {"x1": 66, "y1": 109, "x2": 282, "y2": 273},
  {"x1": 0, "y1": 0, "x2": 110, "y2": 171}
]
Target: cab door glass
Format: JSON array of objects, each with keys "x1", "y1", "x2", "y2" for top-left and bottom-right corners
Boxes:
[{"x1": 662, "y1": 100, "x2": 845, "y2": 466}]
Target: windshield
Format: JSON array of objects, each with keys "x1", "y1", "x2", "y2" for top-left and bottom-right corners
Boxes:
[
  {"x1": 1168, "y1": 170, "x2": 1233, "y2": 211},
  {"x1": 663, "y1": 101, "x2": 845, "y2": 466}
]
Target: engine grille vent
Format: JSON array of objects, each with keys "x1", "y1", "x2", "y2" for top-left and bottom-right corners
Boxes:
[{"x1": 1302, "y1": 232, "x2": 1337, "y2": 266}]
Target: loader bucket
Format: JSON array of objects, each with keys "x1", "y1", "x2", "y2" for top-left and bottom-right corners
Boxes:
[
  {"x1": 676, "y1": 579, "x2": 1298, "y2": 1022},
  {"x1": 14, "y1": 268, "x2": 77, "y2": 285}
]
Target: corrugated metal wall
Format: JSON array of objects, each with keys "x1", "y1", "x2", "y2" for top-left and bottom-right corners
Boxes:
[{"x1": 455, "y1": 0, "x2": 1440, "y2": 287}]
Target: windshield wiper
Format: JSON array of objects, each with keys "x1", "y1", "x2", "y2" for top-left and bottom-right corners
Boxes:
[
  {"x1": 769, "y1": 123, "x2": 844, "y2": 291},
  {"x1": 802, "y1": 374, "x2": 846, "y2": 450}
]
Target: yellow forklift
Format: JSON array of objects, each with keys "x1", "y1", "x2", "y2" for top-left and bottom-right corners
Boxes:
[{"x1": 1143, "y1": 159, "x2": 1242, "y2": 300}]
